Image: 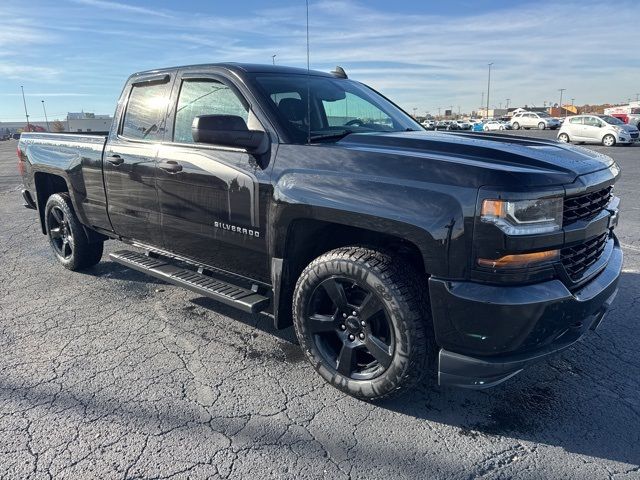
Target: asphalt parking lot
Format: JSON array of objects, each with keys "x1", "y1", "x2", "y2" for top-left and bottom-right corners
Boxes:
[{"x1": 0, "y1": 135, "x2": 638, "y2": 479}]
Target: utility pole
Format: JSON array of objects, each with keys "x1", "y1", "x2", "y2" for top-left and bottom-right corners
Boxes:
[
  {"x1": 636, "y1": 93, "x2": 639, "y2": 102},
  {"x1": 413, "y1": 107, "x2": 417, "y2": 118},
  {"x1": 438, "y1": 107, "x2": 441, "y2": 118},
  {"x1": 480, "y1": 92, "x2": 484, "y2": 116},
  {"x1": 20, "y1": 85, "x2": 30, "y2": 131},
  {"x1": 506, "y1": 98, "x2": 510, "y2": 110},
  {"x1": 558, "y1": 88, "x2": 566, "y2": 117},
  {"x1": 486, "y1": 63, "x2": 493, "y2": 119},
  {"x1": 271, "y1": 54, "x2": 276, "y2": 65},
  {"x1": 41, "y1": 100, "x2": 50, "y2": 131}
]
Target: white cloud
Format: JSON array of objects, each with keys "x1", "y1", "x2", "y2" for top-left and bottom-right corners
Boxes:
[{"x1": 68, "y1": 0, "x2": 172, "y2": 18}]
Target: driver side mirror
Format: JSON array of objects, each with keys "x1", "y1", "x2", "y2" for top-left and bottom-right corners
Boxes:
[{"x1": 192, "y1": 115, "x2": 269, "y2": 155}]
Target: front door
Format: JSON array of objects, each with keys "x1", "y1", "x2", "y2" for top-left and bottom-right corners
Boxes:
[
  {"x1": 155, "y1": 75, "x2": 272, "y2": 282},
  {"x1": 103, "y1": 74, "x2": 173, "y2": 245},
  {"x1": 582, "y1": 116, "x2": 603, "y2": 142}
]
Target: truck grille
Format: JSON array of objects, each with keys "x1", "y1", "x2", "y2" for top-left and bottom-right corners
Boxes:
[
  {"x1": 563, "y1": 187, "x2": 612, "y2": 225},
  {"x1": 561, "y1": 233, "x2": 609, "y2": 281}
]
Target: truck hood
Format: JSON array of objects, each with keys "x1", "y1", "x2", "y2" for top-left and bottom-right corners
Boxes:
[{"x1": 337, "y1": 131, "x2": 615, "y2": 185}]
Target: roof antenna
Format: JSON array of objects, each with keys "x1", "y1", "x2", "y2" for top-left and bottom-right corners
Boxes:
[{"x1": 306, "y1": 0, "x2": 311, "y2": 145}]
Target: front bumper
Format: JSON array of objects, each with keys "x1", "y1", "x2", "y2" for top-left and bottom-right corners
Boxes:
[{"x1": 429, "y1": 240, "x2": 623, "y2": 388}]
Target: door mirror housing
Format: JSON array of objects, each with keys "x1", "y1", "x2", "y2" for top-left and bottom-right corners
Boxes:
[{"x1": 192, "y1": 115, "x2": 269, "y2": 155}]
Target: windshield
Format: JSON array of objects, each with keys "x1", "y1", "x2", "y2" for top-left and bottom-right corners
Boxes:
[
  {"x1": 252, "y1": 74, "x2": 421, "y2": 143},
  {"x1": 599, "y1": 115, "x2": 624, "y2": 125}
]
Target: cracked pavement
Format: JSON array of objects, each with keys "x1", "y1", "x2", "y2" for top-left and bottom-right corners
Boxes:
[{"x1": 0, "y1": 135, "x2": 639, "y2": 479}]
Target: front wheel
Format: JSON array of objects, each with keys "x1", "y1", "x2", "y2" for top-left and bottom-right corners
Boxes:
[
  {"x1": 45, "y1": 193, "x2": 103, "y2": 270},
  {"x1": 292, "y1": 247, "x2": 431, "y2": 400},
  {"x1": 602, "y1": 134, "x2": 616, "y2": 147},
  {"x1": 538, "y1": 122, "x2": 546, "y2": 130},
  {"x1": 558, "y1": 133, "x2": 570, "y2": 143}
]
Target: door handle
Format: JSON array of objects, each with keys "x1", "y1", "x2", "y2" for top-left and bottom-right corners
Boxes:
[
  {"x1": 106, "y1": 154, "x2": 124, "y2": 166},
  {"x1": 158, "y1": 161, "x2": 183, "y2": 173}
]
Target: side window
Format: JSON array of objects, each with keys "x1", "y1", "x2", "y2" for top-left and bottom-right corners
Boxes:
[
  {"x1": 322, "y1": 92, "x2": 392, "y2": 128},
  {"x1": 584, "y1": 117, "x2": 601, "y2": 127},
  {"x1": 121, "y1": 81, "x2": 171, "y2": 141},
  {"x1": 174, "y1": 79, "x2": 248, "y2": 144},
  {"x1": 569, "y1": 117, "x2": 583, "y2": 125}
]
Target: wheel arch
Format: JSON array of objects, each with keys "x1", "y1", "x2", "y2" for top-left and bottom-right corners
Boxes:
[
  {"x1": 34, "y1": 172, "x2": 70, "y2": 234},
  {"x1": 270, "y1": 210, "x2": 435, "y2": 329}
]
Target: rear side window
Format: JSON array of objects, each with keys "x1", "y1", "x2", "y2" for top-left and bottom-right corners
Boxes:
[
  {"x1": 173, "y1": 79, "x2": 248, "y2": 144},
  {"x1": 569, "y1": 117, "x2": 583, "y2": 125},
  {"x1": 121, "y1": 81, "x2": 171, "y2": 141}
]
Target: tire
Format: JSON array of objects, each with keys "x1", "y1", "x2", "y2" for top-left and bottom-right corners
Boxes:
[
  {"x1": 602, "y1": 134, "x2": 616, "y2": 147},
  {"x1": 558, "y1": 133, "x2": 570, "y2": 143},
  {"x1": 538, "y1": 122, "x2": 546, "y2": 130},
  {"x1": 483, "y1": 126, "x2": 489, "y2": 132},
  {"x1": 512, "y1": 122, "x2": 520, "y2": 130},
  {"x1": 499, "y1": 126, "x2": 505, "y2": 130},
  {"x1": 45, "y1": 193, "x2": 104, "y2": 270},
  {"x1": 292, "y1": 246, "x2": 431, "y2": 400}
]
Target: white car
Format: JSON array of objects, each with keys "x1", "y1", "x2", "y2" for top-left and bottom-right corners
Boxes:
[
  {"x1": 510, "y1": 111, "x2": 561, "y2": 130},
  {"x1": 557, "y1": 114, "x2": 639, "y2": 147},
  {"x1": 483, "y1": 120, "x2": 506, "y2": 131}
]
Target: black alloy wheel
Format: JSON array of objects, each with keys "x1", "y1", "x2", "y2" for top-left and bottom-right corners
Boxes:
[
  {"x1": 47, "y1": 205, "x2": 74, "y2": 260},
  {"x1": 306, "y1": 276, "x2": 395, "y2": 381},
  {"x1": 293, "y1": 246, "x2": 431, "y2": 400},
  {"x1": 44, "y1": 193, "x2": 104, "y2": 270}
]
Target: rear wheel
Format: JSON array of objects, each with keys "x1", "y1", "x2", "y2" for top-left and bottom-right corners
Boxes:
[
  {"x1": 602, "y1": 134, "x2": 616, "y2": 147},
  {"x1": 45, "y1": 193, "x2": 103, "y2": 270},
  {"x1": 558, "y1": 133, "x2": 570, "y2": 143},
  {"x1": 292, "y1": 246, "x2": 431, "y2": 400},
  {"x1": 512, "y1": 122, "x2": 520, "y2": 130},
  {"x1": 538, "y1": 122, "x2": 546, "y2": 130}
]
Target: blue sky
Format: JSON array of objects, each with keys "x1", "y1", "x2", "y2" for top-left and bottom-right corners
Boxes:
[{"x1": 1, "y1": 0, "x2": 638, "y2": 122}]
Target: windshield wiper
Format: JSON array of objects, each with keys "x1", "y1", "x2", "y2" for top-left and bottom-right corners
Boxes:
[{"x1": 309, "y1": 129, "x2": 354, "y2": 142}]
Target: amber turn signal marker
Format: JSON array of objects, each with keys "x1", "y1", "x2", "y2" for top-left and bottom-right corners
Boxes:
[
  {"x1": 481, "y1": 199, "x2": 505, "y2": 217},
  {"x1": 478, "y1": 250, "x2": 559, "y2": 268}
]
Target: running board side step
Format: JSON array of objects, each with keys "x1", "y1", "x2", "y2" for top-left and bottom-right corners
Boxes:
[{"x1": 109, "y1": 250, "x2": 270, "y2": 314}]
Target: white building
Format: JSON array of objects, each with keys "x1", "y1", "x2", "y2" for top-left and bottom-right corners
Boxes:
[{"x1": 66, "y1": 112, "x2": 113, "y2": 132}]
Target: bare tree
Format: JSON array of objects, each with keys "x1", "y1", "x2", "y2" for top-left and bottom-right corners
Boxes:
[{"x1": 51, "y1": 120, "x2": 65, "y2": 132}]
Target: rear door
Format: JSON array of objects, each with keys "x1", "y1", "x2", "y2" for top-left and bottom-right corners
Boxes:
[
  {"x1": 567, "y1": 116, "x2": 584, "y2": 140},
  {"x1": 103, "y1": 73, "x2": 174, "y2": 245},
  {"x1": 155, "y1": 71, "x2": 274, "y2": 282}
]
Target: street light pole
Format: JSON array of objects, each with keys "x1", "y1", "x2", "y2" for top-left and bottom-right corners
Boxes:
[
  {"x1": 486, "y1": 63, "x2": 493, "y2": 119},
  {"x1": 272, "y1": 54, "x2": 276, "y2": 65},
  {"x1": 558, "y1": 88, "x2": 566, "y2": 118},
  {"x1": 506, "y1": 98, "x2": 510, "y2": 110},
  {"x1": 41, "y1": 100, "x2": 50, "y2": 131},
  {"x1": 20, "y1": 85, "x2": 30, "y2": 132}
]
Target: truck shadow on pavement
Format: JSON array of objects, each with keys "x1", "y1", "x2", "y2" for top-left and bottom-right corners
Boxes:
[{"x1": 379, "y1": 270, "x2": 640, "y2": 466}]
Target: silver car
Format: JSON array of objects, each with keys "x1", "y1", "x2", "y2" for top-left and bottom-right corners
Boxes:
[
  {"x1": 510, "y1": 111, "x2": 561, "y2": 130},
  {"x1": 557, "y1": 114, "x2": 639, "y2": 147}
]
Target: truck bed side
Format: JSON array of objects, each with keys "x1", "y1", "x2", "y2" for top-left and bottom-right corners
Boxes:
[{"x1": 19, "y1": 132, "x2": 112, "y2": 235}]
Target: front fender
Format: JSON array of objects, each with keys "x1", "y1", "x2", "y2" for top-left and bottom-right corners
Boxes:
[{"x1": 269, "y1": 170, "x2": 477, "y2": 278}]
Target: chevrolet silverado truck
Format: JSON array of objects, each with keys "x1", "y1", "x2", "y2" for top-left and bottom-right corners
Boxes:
[{"x1": 18, "y1": 63, "x2": 622, "y2": 399}]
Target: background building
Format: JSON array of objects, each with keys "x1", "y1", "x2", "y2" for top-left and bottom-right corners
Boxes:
[{"x1": 0, "y1": 112, "x2": 113, "y2": 134}]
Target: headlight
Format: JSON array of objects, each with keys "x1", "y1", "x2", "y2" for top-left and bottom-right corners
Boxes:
[{"x1": 481, "y1": 197, "x2": 563, "y2": 235}]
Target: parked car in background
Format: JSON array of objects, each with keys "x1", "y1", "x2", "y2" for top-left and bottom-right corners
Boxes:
[
  {"x1": 483, "y1": 120, "x2": 506, "y2": 131},
  {"x1": 557, "y1": 114, "x2": 639, "y2": 146},
  {"x1": 510, "y1": 111, "x2": 561, "y2": 130},
  {"x1": 421, "y1": 120, "x2": 435, "y2": 130},
  {"x1": 454, "y1": 120, "x2": 472, "y2": 130},
  {"x1": 434, "y1": 120, "x2": 459, "y2": 130},
  {"x1": 12, "y1": 133, "x2": 21, "y2": 140},
  {"x1": 472, "y1": 121, "x2": 485, "y2": 132}
]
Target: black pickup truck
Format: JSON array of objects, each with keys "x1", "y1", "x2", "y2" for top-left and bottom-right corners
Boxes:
[{"x1": 18, "y1": 63, "x2": 622, "y2": 399}]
